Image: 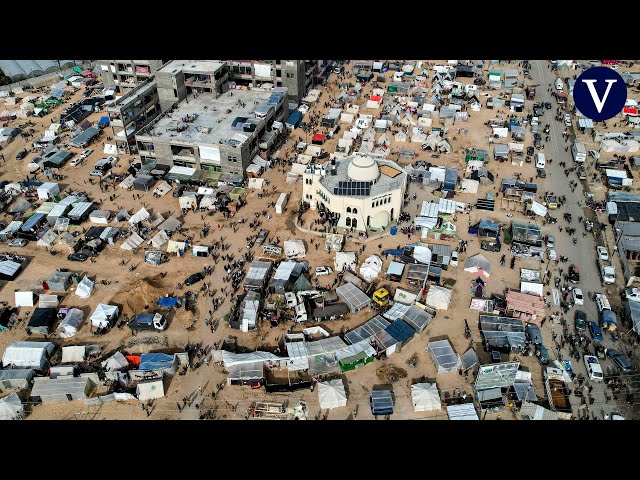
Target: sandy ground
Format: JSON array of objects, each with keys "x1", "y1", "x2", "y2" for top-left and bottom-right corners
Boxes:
[{"x1": 2, "y1": 60, "x2": 639, "y2": 420}]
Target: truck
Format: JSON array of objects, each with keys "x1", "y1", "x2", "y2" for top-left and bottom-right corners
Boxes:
[
  {"x1": 544, "y1": 367, "x2": 572, "y2": 413},
  {"x1": 583, "y1": 355, "x2": 604, "y2": 382},
  {"x1": 571, "y1": 141, "x2": 587, "y2": 163},
  {"x1": 598, "y1": 257, "x2": 616, "y2": 285}
]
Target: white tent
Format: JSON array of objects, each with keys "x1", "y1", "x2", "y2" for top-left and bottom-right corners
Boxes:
[
  {"x1": 359, "y1": 255, "x2": 382, "y2": 282},
  {"x1": 150, "y1": 230, "x2": 169, "y2": 248},
  {"x1": 15, "y1": 291, "x2": 35, "y2": 307},
  {"x1": 37, "y1": 182, "x2": 59, "y2": 200},
  {"x1": 2, "y1": 341, "x2": 54, "y2": 370},
  {"x1": 334, "y1": 251, "x2": 356, "y2": 272},
  {"x1": 129, "y1": 207, "x2": 150, "y2": 224},
  {"x1": 284, "y1": 240, "x2": 306, "y2": 259},
  {"x1": 460, "y1": 178, "x2": 479, "y2": 193},
  {"x1": 37, "y1": 229, "x2": 57, "y2": 247},
  {"x1": 38, "y1": 294, "x2": 59, "y2": 308},
  {"x1": 413, "y1": 245, "x2": 432, "y2": 264},
  {"x1": 426, "y1": 285, "x2": 452, "y2": 310},
  {"x1": 0, "y1": 393, "x2": 24, "y2": 420},
  {"x1": 137, "y1": 379, "x2": 165, "y2": 401},
  {"x1": 530, "y1": 201, "x2": 547, "y2": 217},
  {"x1": 75, "y1": 276, "x2": 94, "y2": 299},
  {"x1": 101, "y1": 351, "x2": 129, "y2": 371},
  {"x1": 247, "y1": 178, "x2": 265, "y2": 190},
  {"x1": 464, "y1": 254, "x2": 491, "y2": 277},
  {"x1": 90, "y1": 304, "x2": 119, "y2": 328},
  {"x1": 61, "y1": 346, "x2": 87, "y2": 363},
  {"x1": 318, "y1": 379, "x2": 348, "y2": 409},
  {"x1": 447, "y1": 403, "x2": 479, "y2": 420},
  {"x1": 89, "y1": 210, "x2": 111, "y2": 224},
  {"x1": 153, "y1": 181, "x2": 172, "y2": 196},
  {"x1": 121, "y1": 232, "x2": 144, "y2": 251},
  {"x1": 58, "y1": 308, "x2": 85, "y2": 338},
  {"x1": 411, "y1": 383, "x2": 442, "y2": 412},
  {"x1": 119, "y1": 175, "x2": 135, "y2": 189}
]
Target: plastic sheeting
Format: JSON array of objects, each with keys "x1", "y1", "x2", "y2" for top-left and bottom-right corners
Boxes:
[
  {"x1": 90, "y1": 304, "x2": 119, "y2": 328},
  {"x1": 58, "y1": 308, "x2": 85, "y2": 338},
  {"x1": 334, "y1": 251, "x2": 356, "y2": 272},
  {"x1": 359, "y1": 255, "x2": 382, "y2": 282},
  {"x1": 411, "y1": 383, "x2": 441, "y2": 412},
  {"x1": 426, "y1": 285, "x2": 452, "y2": 310},
  {"x1": 2, "y1": 341, "x2": 54, "y2": 370},
  {"x1": 427, "y1": 339, "x2": 460, "y2": 374},
  {"x1": 75, "y1": 276, "x2": 94, "y2": 299},
  {"x1": 318, "y1": 379, "x2": 348, "y2": 409},
  {"x1": 464, "y1": 254, "x2": 491, "y2": 277},
  {"x1": 0, "y1": 393, "x2": 24, "y2": 420}
]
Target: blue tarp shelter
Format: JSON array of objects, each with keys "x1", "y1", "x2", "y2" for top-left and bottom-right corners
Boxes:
[
  {"x1": 285, "y1": 111, "x2": 303, "y2": 129},
  {"x1": 139, "y1": 353, "x2": 175, "y2": 371},
  {"x1": 385, "y1": 320, "x2": 416, "y2": 345},
  {"x1": 370, "y1": 390, "x2": 394, "y2": 415},
  {"x1": 98, "y1": 116, "x2": 110, "y2": 127},
  {"x1": 157, "y1": 297, "x2": 179, "y2": 307}
]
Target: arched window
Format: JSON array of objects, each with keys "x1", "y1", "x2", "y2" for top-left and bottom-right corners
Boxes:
[
  {"x1": 352, "y1": 208, "x2": 358, "y2": 214},
  {"x1": 352, "y1": 218, "x2": 358, "y2": 228},
  {"x1": 346, "y1": 207, "x2": 352, "y2": 213},
  {"x1": 345, "y1": 217, "x2": 351, "y2": 227}
]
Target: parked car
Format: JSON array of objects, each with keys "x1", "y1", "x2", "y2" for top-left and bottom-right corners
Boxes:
[
  {"x1": 589, "y1": 150, "x2": 600, "y2": 160},
  {"x1": 545, "y1": 235, "x2": 555, "y2": 248},
  {"x1": 314, "y1": 266, "x2": 333, "y2": 277},
  {"x1": 577, "y1": 168, "x2": 587, "y2": 180},
  {"x1": 607, "y1": 348, "x2": 633, "y2": 373},
  {"x1": 596, "y1": 246, "x2": 609, "y2": 261},
  {"x1": 569, "y1": 264, "x2": 580, "y2": 283},
  {"x1": 173, "y1": 185, "x2": 186, "y2": 198},
  {"x1": 572, "y1": 288, "x2": 584, "y2": 305},
  {"x1": 89, "y1": 170, "x2": 105, "y2": 177},
  {"x1": 526, "y1": 146, "x2": 535, "y2": 156},
  {"x1": 535, "y1": 344, "x2": 550, "y2": 365},
  {"x1": 547, "y1": 247, "x2": 557, "y2": 260},
  {"x1": 256, "y1": 229, "x2": 269, "y2": 245},
  {"x1": 450, "y1": 250, "x2": 459, "y2": 267},
  {"x1": 564, "y1": 113, "x2": 572, "y2": 127},
  {"x1": 128, "y1": 312, "x2": 167, "y2": 332},
  {"x1": 7, "y1": 238, "x2": 27, "y2": 247},
  {"x1": 16, "y1": 150, "x2": 28, "y2": 160},
  {"x1": 184, "y1": 272, "x2": 204, "y2": 286},
  {"x1": 79, "y1": 149, "x2": 94, "y2": 159},
  {"x1": 70, "y1": 157, "x2": 83, "y2": 167},
  {"x1": 68, "y1": 252, "x2": 88, "y2": 262},
  {"x1": 526, "y1": 324, "x2": 543, "y2": 344},
  {"x1": 588, "y1": 321, "x2": 604, "y2": 341},
  {"x1": 584, "y1": 355, "x2": 604, "y2": 382},
  {"x1": 574, "y1": 310, "x2": 587, "y2": 332},
  {"x1": 534, "y1": 137, "x2": 542, "y2": 149},
  {"x1": 537, "y1": 168, "x2": 546, "y2": 178}
]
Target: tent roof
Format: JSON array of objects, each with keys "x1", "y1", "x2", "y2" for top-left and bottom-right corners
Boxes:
[
  {"x1": 446, "y1": 403, "x2": 479, "y2": 420},
  {"x1": 411, "y1": 383, "x2": 442, "y2": 412},
  {"x1": 464, "y1": 254, "x2": 491, "y2": 277},
  {"x1": 345, "y1": 315, "x2": 390, "y2": 344},
  {"x1": 336, "y1": 282, "x2": 370, "y2": 313},
  {"x1": 318, "y1": 379, "x2": 348, "y2": 409},
  {"x1": 426, "y1": 285, "x2": 452, "y2": 310},
  {"x1": 0, "y1": 393, "x2": 24, "y2": 420},
  {"x1": 427, "y1": 339, "x2": 460, "y2": 372},
  {"x1": 506, "y1": 290, "x2": 545, "y2": 316}
]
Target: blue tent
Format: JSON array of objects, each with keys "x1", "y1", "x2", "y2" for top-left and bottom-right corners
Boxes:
[
  {"x1": 285, "y1": 111, "x2": 303, "y2": 129},
  {"x1": 601, "y1": 309, "x2": 617, "y2": 327},
  {"x1": 139, "y1": 353, "x2": 175, "y2": 371},
  {"x1": 98, "y1": 116, "x2": 110, "y2": 127},
  {"x1": 157, "y1": 297, "x2": 179, "y2": 307},
  {"x1": 385, "y1": 320, "x2": 416, "y2": 344}
]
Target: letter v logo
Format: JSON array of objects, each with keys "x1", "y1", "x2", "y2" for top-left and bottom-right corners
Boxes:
[
  {"x1": 582, "y1": 79, "x2": 616, "y2": 113},
  {"x1": 574, "y1": 66, "x2": 626, "y2": 121}
]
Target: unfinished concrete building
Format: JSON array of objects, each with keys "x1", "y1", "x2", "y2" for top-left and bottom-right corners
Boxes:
[{"x1": 98, "y1": 60, "x2": 169, "y2": 93}]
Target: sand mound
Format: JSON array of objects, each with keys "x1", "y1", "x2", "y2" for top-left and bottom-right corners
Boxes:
[
  {"x1": 111, "y1": 275, "x2": 167, "y2": 317},
  {"x1": 376, "y1": 365, "x2": 408, "y2": 383}
]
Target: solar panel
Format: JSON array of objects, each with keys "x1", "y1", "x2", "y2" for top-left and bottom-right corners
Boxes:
[{"x1": 334, "y1": 181, "x2": 371, "y2": 196}]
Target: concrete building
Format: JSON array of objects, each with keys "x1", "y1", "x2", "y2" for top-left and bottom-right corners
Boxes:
[
  {"x1": 98, "y1": 60, "x2": 169, "y2": 92},
  {"x1": 105, "y1": 79, "x2": 161, "y2": 154},
  {"x1": 302, "y1": 153, "x2": 407, "y2": 232},
  {"x1": 155, "y1": 60, "x2": 230, "y2": 111},
  {"x1": 135, "y1": 87, "x2": 288, "y2": 180}
]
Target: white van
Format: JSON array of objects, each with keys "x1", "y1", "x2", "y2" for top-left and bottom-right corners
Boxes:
[
  {"x1": 535, "y1": 152, "x2": 546, "y2": 169},
  {"x1": 555, "y1": 78, "x2": 564, "y2": 91},
  {"x1": 595, "y1": 293, "x2": 611, "y2": 312}
]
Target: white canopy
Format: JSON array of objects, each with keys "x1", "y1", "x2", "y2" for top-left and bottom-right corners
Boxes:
[
  {"x1": 101, "y1": 351, "x2": 129, "y2": 371},
  {"x1": 58, "y1": 308, "x2": 85, "y2": 338},
  {"x1": 284, "y1": 240, "x2": 306, "y2": 259},
  {"x1": 75, "y1": 276, "x2": 94, "y2": 299},
  {"x1": 150, "y1": 230, "x2": 169, "y2": 248},
  {"x1": 530, "y1": 201, "x2": 548, "y2": 217},
  {"x1": 153, "y1": 180, "x2": 172, "y2": 196},
  {"x1": 119, "y1": 175, "x2": 135, "y2": 189},
  {"x1": 413, "y1": 245, "x2": 432, "y2": 265},
  {"x1": 335, "y1": 251, "x2": 357, "y2": 272},
  {"x1": 426, "y1": 285, "x2": 452, "y2": 310},
  {"x1": 0, "y1": 393, "x2": 24, "y2": 420},
  {"x1": 2, "y1": 341, "x2": 54, "y2": 370},
  {"x1": 38, "y1": 294, "x2": 59, "y2": 308},
  {"x1": 411, "y1": 383, "x2": 442, "y2": 412},
  {"x1": 464, "y1": 254, "x2": 491, "y2": 277},
  {"x1": 318, "y1": 379, "x2": 348, "y2": 409},
  {"x1": 90, "y1": 304, "x2": 119, "y2": 328},
  {"x1": 121, "y1": 232, "x2": 144, "y2": 251},
  {"x1": 15, "y1": 291, "x2": 34, "y2": 307},
  {"x1": 359, "y1": 255, "x2": 382, "y2": 282},
  {"x1": 37, "y1": 229, "x2": 57, "y2": 247},
  {"x1": 129, "y1": 207, "x2": 150, "y2": 224},
  {"x1": 137, "y1": 379, "x2": 165, "y2": 401},
  {"x1": 61, "y1": 345, "x2": 87, "y2": 363}
]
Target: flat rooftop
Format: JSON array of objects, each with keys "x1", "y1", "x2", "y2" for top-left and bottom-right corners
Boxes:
[
  {"x1": 140, "y1": 89, "x2": 272, "y2": 146},
  {"x1": 159, "y1": 60, "x2": 226, "y2": 75}
]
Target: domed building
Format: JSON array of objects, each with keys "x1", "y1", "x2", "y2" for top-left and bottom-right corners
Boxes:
[{"x1": 302, "y1": 153, "x2": 407, "y2": 232}]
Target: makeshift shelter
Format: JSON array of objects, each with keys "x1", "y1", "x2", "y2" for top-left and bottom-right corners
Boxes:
[
  {"x1": 370, "y1": 390, "x2": 394, "y2": 416},
  {"x1": 15, "y1": 291, "x2": 35, "y2": 307},
  {"x1": 426, "y1": 285, "x2": 452, "y2": 310},
  {"x1": 506, "y1": 290, "x2": 545, "y2": 324},
  {"x1": 150, "y1": 230, "x2": 169, "y2": 248},
  {"x1": 121, "y1": 232, "x2": 144, "y2": 251},
  {"x1": 283, "y1": 240, "x2": 306, "y2": 259},
  {"x1": 30, "y1": 375, "x2": 97, "y2": 403},
  {"x1": 139, "y1": 353, "x2": 178, "y2": 373},
  {"x1": 0, "y1": 369, "x2": 34, "y2": 393},
  {"x1": 359, "y1": 255, "x2": 382, "y2": 282},
  {"x1": 383, "y1": 303, "x2": 432, "y2": 333},
  {"x1": 0, "y1": 393, "x2": 24, "y2": 420},
  {"x1": 90, "y1": 304, "x2": 119, "y2": 328},
  {"x1": 37, "y1": 182, "x2": 60, "y2": 200},
  {"x1": 101, "y1": 351, "x2": 129, "y2": 371},
  {"x1": 2, "y1": 341, "x2": 54, "y2": 370},
  {"x1": 427, "y1": 339, "x2": 460, "y2": 373},
  {"x1": 244, "y1": 260, "x2": 272, "y2": 292},
  {"x1": 58, "y1": 308, "x2": 85, "y2": 338},
  {"x1": 345, "y1": 315, "x2": 391, "y2": 344},
  {"x1": 75, "y1": 276, "x2": 94, "y2": 299},
  {"x1": 325, "y1": 234, "x2": 344, "y2": 252},
  {"x1": 334, "y1": 251, "x2": 357, "y2": 272},
  {"x1": 447, "y1": 403, "x2": 479, "y2": 420},
  {"x1": 479, "y1": 315, "x2": 526, "y2": 350},
  {"x1": 464, "y1": 254, "x2": 491, "y2": 277},
  {"x1": 28, "y1": 308, "x2": 57, "y2": 335},
  {"x1": 336, "y1": 282, "x2": 370, "y2": 314},
  {"x1": 411, "y1": 383, "x2": 442, "y2": 412},
  {"x1": 136, "y1": 379, "x2": 165, "y2": 401},
  {"x1": 318, "y1": 379, "x2": 348, "y2": 409}
]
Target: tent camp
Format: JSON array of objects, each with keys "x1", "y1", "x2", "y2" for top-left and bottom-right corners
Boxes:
[
  {"x1": 121, "y1": 232, "x2": 144, "y2": 251},
  {"x1": 58, "y1": 308, "x2": 85, "y2": 338},
  {"x1": 2, "y1": 341, "x2": 54, "y2": 370},
  {"x1": 28, "y1": 308, "x2": 57, "y2": 334},
  {"x1": 411, "y1": 383, "x2": 442, "y2": 412},
  {"x1": 334, "y1": 251, "x2": 357, "y2": 272},
  {"x1": 426, "y1": 285, "x2": 452, "y2": 310},
  {"x1": 137, "y1": 378, "x2": 165, "y2": 401},
  {"x1": 283, "y1": 240, "x2": 306, "y2": 259},
  {"x1": 427, "y1": 339, "x2": 460, "y2": 373},
  {"x1": 0, "y1": 393, "x2": 24, "y2": 420},
  {"x1": 101, "y1": 351, "x2": 129, "y2": 371},
  {"x1": 90, "y1": 304, "x2": 119, "y2": 328},
  {"x1": 318, "y1": 379, "x2": 348, "y2": 409},
  {"x1": 359, "y1": 255, "x2": 382, "y2": 282},
  {"x1": 464, "y1": 254, "x2": 491, "y2": 277},
  {"x1": 129, "y1": 207, "x2": 150, "y2": 224},
  {"x1": 75, "y1": 275, "x2": 94, "y2": 298}
]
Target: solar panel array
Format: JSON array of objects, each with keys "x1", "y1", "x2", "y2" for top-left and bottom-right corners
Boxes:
[{"x1": 333, "y1": 181, "x2": 371, "y2": 196}]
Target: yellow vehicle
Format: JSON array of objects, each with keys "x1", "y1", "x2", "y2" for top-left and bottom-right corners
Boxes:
[
  {"x1": 372, "y1": 288, "x2": 390, "y2": 308},
  {"x1": 544, "y1": 194, "x2": 558, "y2": 209}
]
